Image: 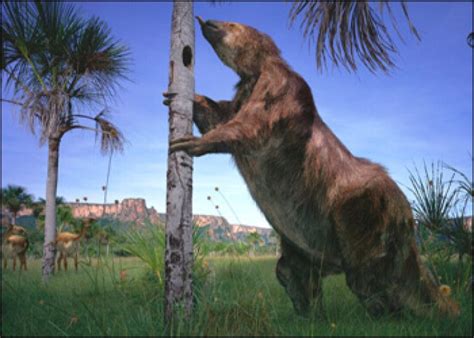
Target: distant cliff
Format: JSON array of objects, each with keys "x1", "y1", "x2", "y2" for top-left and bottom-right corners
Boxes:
[
  {"x1": 15, "y1": 198, "x2": 275, "y2": 243},
  {"x1": 66, "y1": 198, "x2": 162, "y2": 225},
  {"x1": 192, "y1": 215, "x2": 274, "y2": 244}
]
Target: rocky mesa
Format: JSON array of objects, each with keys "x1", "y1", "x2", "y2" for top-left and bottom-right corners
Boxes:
[{"x1": 14, "y1": 198, "x2": 275, "y2": 243}]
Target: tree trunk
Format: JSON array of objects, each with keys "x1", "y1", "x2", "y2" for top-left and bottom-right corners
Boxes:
[
  {"x1": 103, "y1": 151, "x2": 113, "y2": 217},
  {"x1": 42, "y1": 137, "x2": 60, "y2": 282},
  {"x1": 164, "y1": 0, "x2": 195, "y2": 322}
]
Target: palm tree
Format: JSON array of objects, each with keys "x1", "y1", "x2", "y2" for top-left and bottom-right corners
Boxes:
[
  {"x1": 1, "y1": 1, "x2": 129, "y2": 281},
  {"x1": 1, "y1": 185, "x2": 34, "y2": 224}
]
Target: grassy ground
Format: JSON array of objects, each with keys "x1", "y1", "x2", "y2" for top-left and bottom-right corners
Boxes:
[{"x1": 2, "y1": 256, "x2": 472, "y2": 336}]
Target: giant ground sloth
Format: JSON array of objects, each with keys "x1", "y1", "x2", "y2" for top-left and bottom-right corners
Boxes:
[{"x1": 165, "y1": 17, "x2": 460, "y2": 318}]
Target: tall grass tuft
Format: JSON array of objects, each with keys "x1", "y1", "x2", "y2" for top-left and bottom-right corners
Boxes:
[
  {"x1": 120, "y1": 222, "x2": 210, "y2": 289},
  {"x1": 408, "y1": 160, "x2": 472, "y2": 292},
  {"x1": 121, "y1": 222, "x2": 166, "y2": 284},
  {"x1": 407, "y1": 161, "x2": 457, "y2": 230}
]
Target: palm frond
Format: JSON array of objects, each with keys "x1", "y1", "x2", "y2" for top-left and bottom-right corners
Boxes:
[
  {"x1": 93, "y1": 110, "x2": 125, "y2": 155},
  {"x1": 289, "y1": 1, "x2": 420, "y2": 73},
  {"x1": 2, "y1": 1, "x2": 42, "y2": 89},
  {"x1": 20, "y1": 89, "x2": 71, "y2": 143},
  {"x1": 68, "y1": 16, "x2": 131, "y2": 101}
]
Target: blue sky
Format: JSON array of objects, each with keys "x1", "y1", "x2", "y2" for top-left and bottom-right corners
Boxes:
[{"x1": 1, "y1": 2, "x2": 472, "y2": 228}]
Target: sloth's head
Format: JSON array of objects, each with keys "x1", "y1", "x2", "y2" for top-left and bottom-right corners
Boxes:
[{"x1": 197, "y1": 17, "x2": 280, "y2": 77}]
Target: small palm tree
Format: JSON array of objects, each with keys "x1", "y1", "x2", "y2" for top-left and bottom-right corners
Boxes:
[
  {"x1": 32, "y1": 196, "x2": 64, "y2": 226},
  {"x1": 2, "y1": 1, "x2": 130, "y2": 280},
  {"x1": 1, "y1": 185, "x2": 34, "y2": 223},
  {"x1": 246, "y1": 231, "x2": 263, "y2": 256}
]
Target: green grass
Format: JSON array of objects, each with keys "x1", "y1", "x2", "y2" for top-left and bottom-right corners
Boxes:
[{"x1": 2, "y1": 256, "x2": 472, "y2": 336}]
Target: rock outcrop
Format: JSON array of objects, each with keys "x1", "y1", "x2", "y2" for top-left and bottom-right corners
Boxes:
[
  {"x1": 67, "y1": 198, "x2": 162, "y2": 225},
  {"x1": 13, "y1": 198, "x2": 275, "y2": 243}
]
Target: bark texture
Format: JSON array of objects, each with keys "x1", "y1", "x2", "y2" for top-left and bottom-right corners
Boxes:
[
  {"x1": 42, "y1": 137, "x2": 60, "y2": 281},
  {"x1": 164, "y1": 0, "x2": 195, "y2": 321}
]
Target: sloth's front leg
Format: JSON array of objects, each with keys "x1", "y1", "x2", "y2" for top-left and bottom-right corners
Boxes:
[{"x1": 163, "y1": 92, "x2": 233, "y2": 134}]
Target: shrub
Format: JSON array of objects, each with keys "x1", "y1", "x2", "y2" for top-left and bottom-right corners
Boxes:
[{"x1": 120, "y1": 222, "x2": 210, "y2": 290}]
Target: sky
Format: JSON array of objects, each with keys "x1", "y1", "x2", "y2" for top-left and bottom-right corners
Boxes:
[{"x1": 1, "y1": 2, "x2": 472, "y2": 228}]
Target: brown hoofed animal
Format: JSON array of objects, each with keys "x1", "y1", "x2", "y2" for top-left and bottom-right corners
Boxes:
[
  {"x1": 2, "y1": 224, "x2": 29, "y2": 271},
  {"x1": 55, "y1": 218, "x2": 93, "y2": 272},
  {"x1": 165, "y1": 17, "x2": 461, "y2": 318}
]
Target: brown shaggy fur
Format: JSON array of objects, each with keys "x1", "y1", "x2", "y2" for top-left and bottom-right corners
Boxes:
[{"x1": 168, "y1": 18, "x2": 460, "y2": 318}]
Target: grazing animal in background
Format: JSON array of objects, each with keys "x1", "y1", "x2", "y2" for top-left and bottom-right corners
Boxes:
[
  {"x1": 55, "y1": 218, "x2": 94, "y2": 272},
  {"x1": 2, "y1": 224, "x2": 29, "y2": 271},
  {"x1": 165, "y1": 18, "x2": 460, "y2": 318}
]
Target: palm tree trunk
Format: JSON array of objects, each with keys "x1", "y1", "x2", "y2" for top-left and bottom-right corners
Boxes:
[
  {"x1": 164, "y1": 0, "x2": 195, "y2": 322},
  {"x1": 42, "y1": 137, "x2": 60, "y2": 281}
]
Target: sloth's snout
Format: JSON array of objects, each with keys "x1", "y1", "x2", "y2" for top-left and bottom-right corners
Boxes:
[{"x1": 196, "y1": 16, "x2": 220, "y2": 31}]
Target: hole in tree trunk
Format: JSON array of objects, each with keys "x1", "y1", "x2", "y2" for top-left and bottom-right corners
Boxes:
[{"x1": 182, "y1": 45, "x2": 192, "y2": 68}]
